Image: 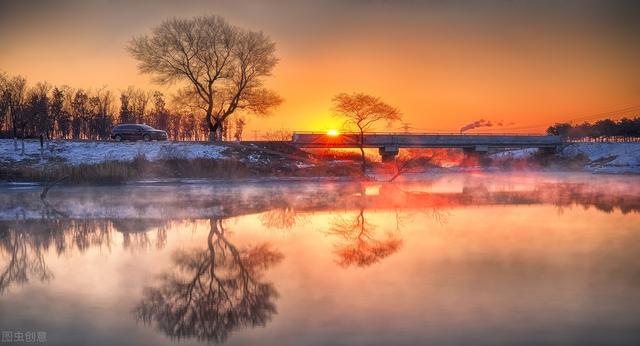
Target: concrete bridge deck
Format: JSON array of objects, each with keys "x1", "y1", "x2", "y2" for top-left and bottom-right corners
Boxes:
[{"x1": 292, "y1": 132, "x2": 563, "y2": 161}]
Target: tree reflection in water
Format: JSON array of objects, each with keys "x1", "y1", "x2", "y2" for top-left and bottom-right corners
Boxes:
[
  {"x1": 0, "y1": 228, "x2": 53, "y2": 294},
  {"x1": 0, "y1": 219, "x2": 164, "y2": 294},
  {"x1": 112, "y1": 219, "x2": 170, "y2": 250},
  {"x1": 328, "y1": 209, "x2": 403, "y2": 268},
  {"x1": 134, "y1": 218, "x2": 283, "y2": 343},
  {"x1": 259, "y1": 207, "x2": 308, "y2": 231}
]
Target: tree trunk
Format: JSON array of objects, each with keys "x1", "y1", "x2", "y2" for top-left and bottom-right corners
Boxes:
[
  {"x1": 13, "y1": 121, "x2": 18, "y2": 151},
  {"x1": 211, "y1": 121, "x2": 222, "y2": 142},
  {"x1": 359, "y1": 130, "x2": 366, "y2": 174},
  {"x1": 206, "y1": 107, "x2": 217, "y2": 142}
]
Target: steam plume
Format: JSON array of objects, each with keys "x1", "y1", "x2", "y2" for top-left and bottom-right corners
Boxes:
[{"x1": 460, "y1": 119, "x2": 494, "y2": 133}]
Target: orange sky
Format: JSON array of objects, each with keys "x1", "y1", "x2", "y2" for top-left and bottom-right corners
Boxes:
[{"x1": 1, "y1": 0, "x2": 638, "y2": 135}]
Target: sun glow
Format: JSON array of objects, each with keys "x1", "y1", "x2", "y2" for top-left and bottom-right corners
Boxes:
[{"x1": 327, "y1": 129, "x2": 339, "y2": 136}]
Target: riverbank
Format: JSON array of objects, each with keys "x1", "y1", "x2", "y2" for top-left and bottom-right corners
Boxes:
[
  {"x1": 0, "y1": 139, "x2": 359, "y2": 183},
  {"x1": 2, "y1": 139, "x2": 639, "y2": 183},
  {"x1": 490, "y1": 143, "x2": 640, "y2": 174}
]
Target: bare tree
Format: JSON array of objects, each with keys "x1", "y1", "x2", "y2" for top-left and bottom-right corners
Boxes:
[
  {"x1": 23, "y1": 82, "x2": 51, "y2": 146},
  {"x1": 119, "y1": 86, "x2": 149, "y2": 124},
  {"x1": 2, "y1": 75, "x2": 27, "y2": 149},
  {"x1": 70, "y1": 89, "x2": 89, "y2": 139},
  {"x1": 88, "y1": 87, "x2": 116, "y2": 140},
  {"x1": 233, "y1": 116, "x2": 246, "y2": 141},
  {"x1": 262, "y1": 128, "x2": 291, "y2": 141},
  {"x1": 148, "y1": 91, "x2": 169, "y2": 130},
  {"x1": 0, "y1": 73, "x2": 8, "y2": 134},
  {"x1": 49, "y1": 87, "x2": 66, "y2": 138},
  {"x1": 332, "y1": 93, "x2": 402, "y2": 173},
  {"x1": 128, "y1": 15, "x2": 282, "y2": 141}
]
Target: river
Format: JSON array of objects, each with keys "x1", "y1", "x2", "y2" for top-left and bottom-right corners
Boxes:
[{"x1": 1, "y1": 172, "x2": 639, "y2": 345}]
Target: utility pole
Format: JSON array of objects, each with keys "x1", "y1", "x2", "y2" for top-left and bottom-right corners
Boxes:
[{"x1": 253, "y1": 130, "x2": 259, "y2": 141}]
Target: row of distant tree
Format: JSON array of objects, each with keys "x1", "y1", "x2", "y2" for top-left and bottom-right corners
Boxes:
[
  {"x1": 0, "y1": 73, "x2": 253, "y2": 141},
  {"x1": 547, "y1": 117, "x2": 640, "y2": 141},
  {"x1": 1, "y1": 15, "x2": 290, "y2": 143}
]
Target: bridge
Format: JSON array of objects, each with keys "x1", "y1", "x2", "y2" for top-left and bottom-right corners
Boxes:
[{"x1": 291, "y1": 132, "x2": 563, "y2": 161}]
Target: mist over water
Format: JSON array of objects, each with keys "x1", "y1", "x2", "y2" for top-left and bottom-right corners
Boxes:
[{"x1": 1, "y1": 173, "x2": 639, "y2": 345}]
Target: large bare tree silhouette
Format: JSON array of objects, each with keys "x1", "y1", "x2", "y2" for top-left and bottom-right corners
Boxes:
[
  {"x1": 128, "y1": 15, "x2": 282, "y2": 141},
  {"x1": 134, "y1": 218, "x2": 283, "y2": 343}
]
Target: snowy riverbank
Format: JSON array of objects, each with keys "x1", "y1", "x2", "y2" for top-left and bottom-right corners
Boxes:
[
  {"x1": 0, "y1": 139, "x2": 340, "y2": 183},
  {"x1": 491, "y1": 142, "x2": 640, "y2": 174},
  {"x1": 2, "y1": 140, "x2": 639, "y2": 179},
  {"x1": 0, "y1": 139, "x2": 227, "y2": 165},
  {"x1": 561, "y1": 143, "x2": 640, "y2": 174}
]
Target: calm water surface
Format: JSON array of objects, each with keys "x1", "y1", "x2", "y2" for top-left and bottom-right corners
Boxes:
[{"x1": 1, "y1": 173, "x2": 639, "y2": 345}]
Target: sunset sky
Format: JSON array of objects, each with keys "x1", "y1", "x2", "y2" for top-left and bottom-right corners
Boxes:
[{"x1": 1, "y1": 0, "x2": 638, "y2": 135}]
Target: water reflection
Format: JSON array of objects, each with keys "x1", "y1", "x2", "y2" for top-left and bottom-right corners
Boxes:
[
  {"x1": 1, "y1": 178, "x2": 639, "y2": 294},
  {"x1": 134, "y1": 218, "x2": 283, "y2": 343},
  {"x1": 3, "y1": 179, "x2": 639, "y2": 221},
  {"x1": 327, "y1": 209, "x2": 402, "y2": 267},
  {"x1": 1, "y1": 175, "x2": 640, "y2": 345},
  {"x1": 0, "y1": 228, "x2": 52, "y2": 294},
  {"x1": 0, "y1": 218, "x2": 174, "y2": 293},
  {"x1": 259, "y1": 207, "x2": 307, "y2": 231},
  {"x1": 112, "y1": 219, "x2": 170, "y2": 250}
]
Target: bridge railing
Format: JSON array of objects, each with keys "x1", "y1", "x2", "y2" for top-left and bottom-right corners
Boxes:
[{"x1": 291, "y1": 131, "x2": 563, "y2": 149}]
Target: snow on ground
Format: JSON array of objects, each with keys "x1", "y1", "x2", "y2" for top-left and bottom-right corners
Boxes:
[
  {"x1": 489, "y1": 148, "x2": 539, "y2": 160},
  {"x1": 3, "y1": 139, "x2": 639, "y2": 174},
  {"x1": 561, "y1": 143, "x2": 640, "y2": 174},
  {"x1": 484, "y1": 143, "x2": 640, "y2": 174},
  {"x1": 0, "y1": 139, "x2": 227, "y2": 165}
]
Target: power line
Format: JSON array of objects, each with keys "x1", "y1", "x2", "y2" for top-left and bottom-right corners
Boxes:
[
  {"x1": 388, "y1": 105, "x2": 640, "y2": 133},
  {"x1": 405, "y1": 105, "x2": 640, "y2": 133},
  {"x1": 491, "y1": 105, "x2": 640, "y2": 131},
  {"x1": 563, "y1": 105, "x2": 640, "y2": 123}
]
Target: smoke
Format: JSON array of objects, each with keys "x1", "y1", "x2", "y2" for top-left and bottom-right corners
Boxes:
[
  {"x1": 460, "y1": 119, "x2": 493, "y2": 132},
  {"x1": 460, "y1": 119, "x2": 495, "y2": 133}
]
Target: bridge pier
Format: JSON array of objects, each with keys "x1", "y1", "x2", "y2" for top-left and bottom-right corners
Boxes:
[
  {"x1": 462, "y1": 146, "x2": 491, "y2": 166},
  {"x1": 379, "y1": 145, "x2": 399, "y2": 162},
  {"x1": 538, "y1": 146, "x2": 559, "y2": 155},
  {"x1": 463, "y1": 145, "x2": 489, "y2": 154}
]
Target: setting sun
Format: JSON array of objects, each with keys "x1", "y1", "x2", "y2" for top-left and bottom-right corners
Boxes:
[{"x1": 327, "y1": 129, "x2": 339, "y2": 136}]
